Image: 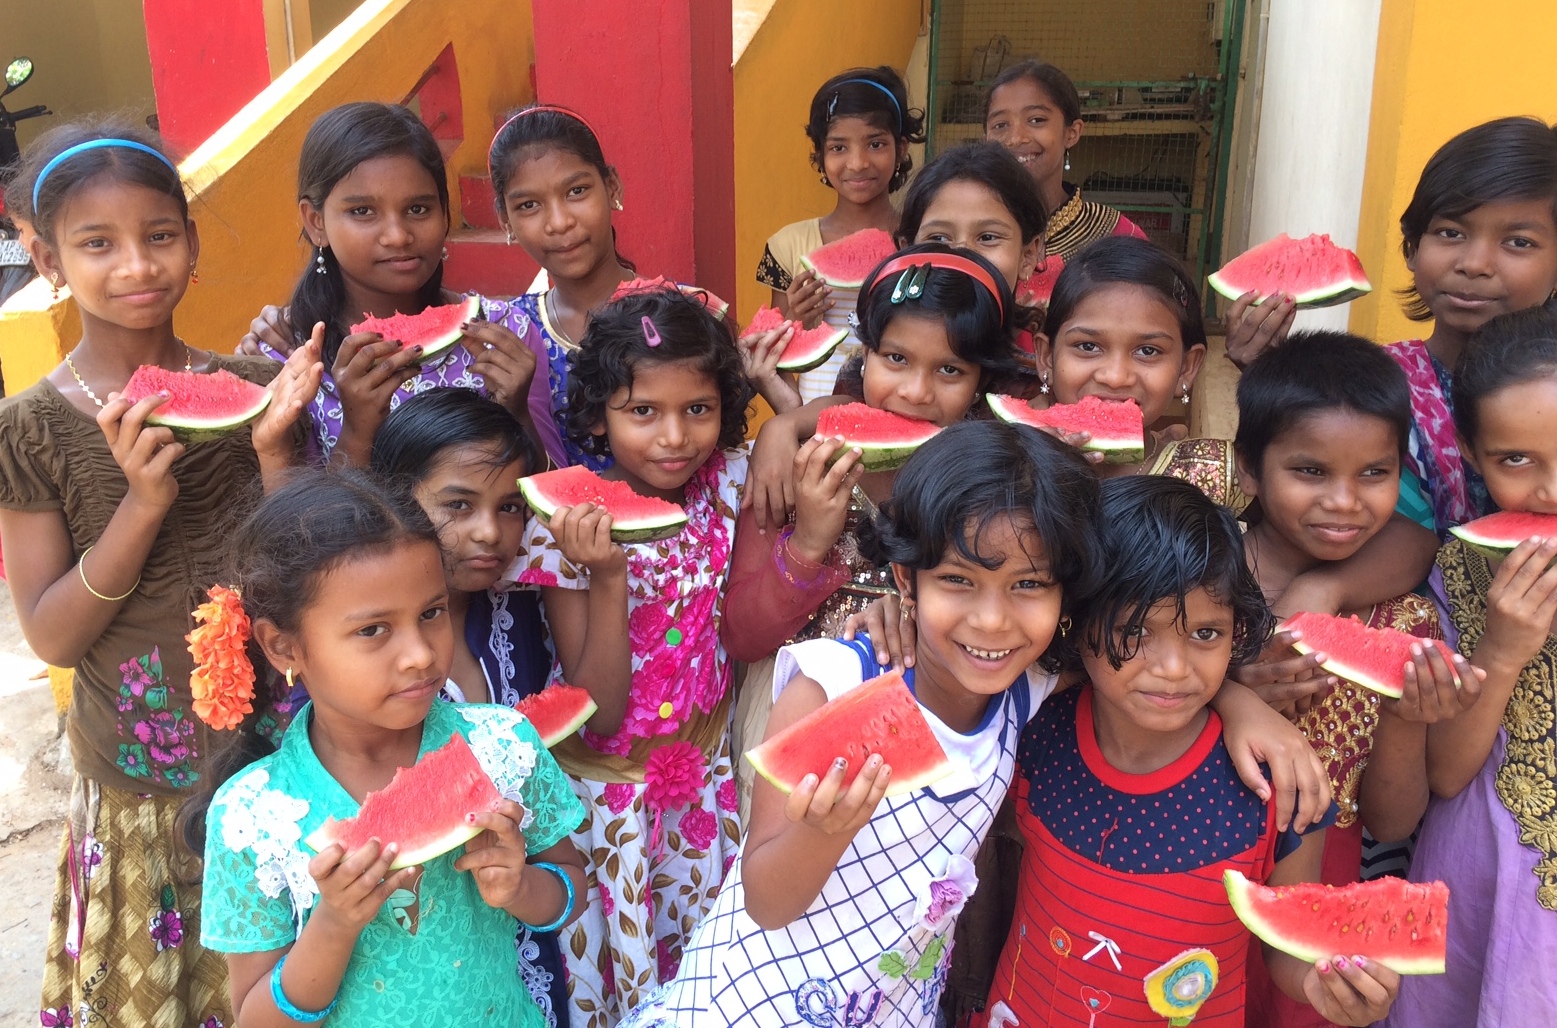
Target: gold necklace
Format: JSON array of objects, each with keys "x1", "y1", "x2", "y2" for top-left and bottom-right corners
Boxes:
[
  {"x1": 64, "y1": 343, "x2": 195, "y2": 409},
  {"x1": 542, "y1": 289, "x2": 575, "y2": 347}
]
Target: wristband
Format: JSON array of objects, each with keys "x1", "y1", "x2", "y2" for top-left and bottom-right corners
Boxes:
[
  {"x1": 270, "y1": 954, "x2": 339, "y2": 1023},
  {"x1": 520, "y1": 861, "x2": 576, "y2": 933}
]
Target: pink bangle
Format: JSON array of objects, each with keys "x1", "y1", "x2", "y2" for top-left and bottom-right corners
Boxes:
[{"x1": 773, "y1": 526, "x2": 844, "y2": 587}]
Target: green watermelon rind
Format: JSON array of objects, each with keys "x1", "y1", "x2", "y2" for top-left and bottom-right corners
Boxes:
[
  {"x1": 814, "y1": 403, "x2": 943, "y2": 472},
  {"x1": 746, "y1": 306, "x2": 851, "y2": 373},
  {"x1": 986, "y1": 393, "x2": 1146, "y2": 464},
  {"x1": 350, "y1": 295, "x2": 481, "y2": 368},
  {"x1": 1208, "y1": 234, "x2": 1372, "y2": 310},
  {"x1": 518, "y1": 467, "x2": 689, "y2": 544},
  {"x1": 1449, "y1": 511, "x2": 1557, "y2": 561},
  {"x1": 514, "y1": 684, "x2": 599, "y2": 747},
  {"x1": 799, "y1": 228, "x2": 898, "y2": 290},
  {"x1": 126, "y1": 368, "x2": 274, "y2": 444},
  {"x1": 1224, "y1": 870, "x2": 1448, "y2": 975}
]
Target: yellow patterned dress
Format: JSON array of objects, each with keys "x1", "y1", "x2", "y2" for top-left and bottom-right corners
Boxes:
[{"x1": 1149, "y1": 437, "x2": 1251, "y2": 514}]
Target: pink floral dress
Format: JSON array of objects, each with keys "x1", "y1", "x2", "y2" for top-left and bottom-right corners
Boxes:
[{"x1": 515, "y1": 448, "x2": 748, "y2": 1028}]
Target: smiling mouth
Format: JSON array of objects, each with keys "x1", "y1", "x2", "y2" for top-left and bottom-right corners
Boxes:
[{"x1": 961, "y1": 644, "x2": 1015, "y2": 661}]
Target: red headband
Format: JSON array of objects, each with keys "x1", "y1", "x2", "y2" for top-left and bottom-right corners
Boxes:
[
  {"x1": 870, "y1": 252, "x2": 1006, "y2": 319},
  {"x1": 488, "y1": 105, "x2": 601, "y2": 178}
]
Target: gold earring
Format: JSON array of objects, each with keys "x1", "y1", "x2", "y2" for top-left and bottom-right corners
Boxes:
[
  {"x1": 285, "y1": 667, "x2": 295, "y2": 690},
  {"x1": 1181, "y1": 384, "x2": 1191, "y2": 405},
  {"x1": 899, "y1": 598, "x2": 916, "y2": 621},
  {"x1": 189, "y1": 264, "x2": 199, "y2": 285},
  {"x1": 612, "y1": 199, "x2": 624, "y2": 212},
  {"x1": 50, "y1": 274, "x2": 60, "y2": 301},
  {"x1": 1058, "y1": 616, "x2": 1073, "y2": 637}
]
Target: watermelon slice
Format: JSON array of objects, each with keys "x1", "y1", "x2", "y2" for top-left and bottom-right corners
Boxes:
[
  {"x1": 745, "y1": 305, "x2": 849, "y2": 372},
  {"x1": 987, "y1": 393, "x2": 1146, "y2": 464},
  {"x1": 1208, "y1": 233, "x2": 1372, "y2": 310},
  {"x1": 1449, "y1": 510, "x2": 1557, "y2": 560},
  {"x1": 611, "y1": 275, "x2": 730, "y2": 320},
  {"x1": 518, "y1": 464, "x2": 688, "y2": 543},
  {"x1": 513, "y1": 683, "x2": 598, "y2": 747},
  {"x1": 121, "y1": 366, "x2": 272, "y2": 444},
  {"x1": 1280, "y1": 610, "x2": 1456, "y2": 700},
  {"x1": 745, "y1": 669, "x2": 957, "y2": 799},
  {"x1": 1224, "y1": 870, "x2": 1449, "y2": 975},
  {"x1": 800, "y1": 228, "x2": 898, "y2": 290},
  {"x1": 350, "y1": 296, "x2": 481, "y2": 366},
  {"x1": 814, "y1": 402, "x2": 943, "y2": 472},
  {"x1": 305, "y1": 733, "x2": 503, "y2": 870}
]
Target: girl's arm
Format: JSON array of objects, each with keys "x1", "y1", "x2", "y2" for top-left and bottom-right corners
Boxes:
[
  {"x1": 738, "y1": 324, "x2": 803, "y2": 415},
  {"x1": 1274, "y1": 516, "x2": 1438, "y2": 618},
  {"x1": 741, "y1": 672, "x2": 892, "y2": 930},
  {"x1": 455, "y1": 801, "x2": 588, "y2": 929},
  {"x1": 1212, "y1": 681, "x2": 1333, "y2": 832},
  {"x1": 721, "y1": 503, "x2": 848, "y2": 663},
  {"x1": 538, "y1": 504, "x2": 633, "y2": 736},
  {"x1": 251, "y1": 330, "x2": 325, "y2": 491}
]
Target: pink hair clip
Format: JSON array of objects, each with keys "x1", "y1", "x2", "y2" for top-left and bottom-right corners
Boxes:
[{"x1": 641, "y1": 316, "x2": 662, "y2": 347}]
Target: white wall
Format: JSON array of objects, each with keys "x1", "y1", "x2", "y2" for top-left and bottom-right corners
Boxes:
[{"x1": 1247, "y1": 0, "x2": 1383, "y2": 330}]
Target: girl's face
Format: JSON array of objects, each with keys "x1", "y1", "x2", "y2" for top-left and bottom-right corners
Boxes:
[
  {"x1": 1462, "y1": 374, "x2": 1557, "y2": 515},
  {"x1": 892, "y1": 515, "x2": 1062, "y2": 698},
  {"x1": 412, "y1": 443, "x2": 531, "y2": 594},
  {"x1": 1238, "y1": 410, "x2": 1400, "y2": 564},
  {"x1": 35, "y1": 177, "x2": 197, "y2": 330},
  {"x1": 1040, "y1": 283, "x2": 1204, "y2": 424},
  {"x1": 911, "y1": 178, "x2": 1040, "y2": 288},
  {"x1": 501, "y1": 148, "x2": 622, "y2": 283},
  {"x1": 820, "y1": 115, "x2": 903, "y2": 205},
  {"x1": 862, "y1": 315, "x2": 982, "y2": 427},
  {"x1": 596, "y1": 358, "x2": 723, "y2": 502},
  {"x1": 1408, "y1": 197, "x2": 1557, "y2": 338},
  {"x1": 984, "y1": 77, "x2": 1082, "y2": 190},
  {"x1": 302, "y1": 154, "x2": 447, "y2": 304}
]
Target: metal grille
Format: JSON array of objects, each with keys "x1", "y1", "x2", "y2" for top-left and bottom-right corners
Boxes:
[{"x1": 927, "y1": 0, "x2": 1245, "y2": 285}]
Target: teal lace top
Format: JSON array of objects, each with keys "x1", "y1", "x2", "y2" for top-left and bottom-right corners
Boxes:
[{"x1": 201, "y1": 701, "x2": 585, "y2": 1027}]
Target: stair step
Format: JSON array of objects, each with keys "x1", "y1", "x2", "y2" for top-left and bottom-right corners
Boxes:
[
  {"x1": 444, "y1": 229, "x2": 540, "y2": 298},
  {"x1": 459, "y1": 174, "x2": 501, "y2": 230}
]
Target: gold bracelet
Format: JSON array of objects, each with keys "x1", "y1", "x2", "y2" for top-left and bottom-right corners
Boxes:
[{"x1": 78, "y1": 546, "x2": 140, "y2": 603}]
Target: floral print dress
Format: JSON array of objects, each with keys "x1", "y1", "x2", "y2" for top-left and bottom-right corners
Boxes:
[{"x1": 515, "y1": 449, "x2": 748, "y2": 1028}]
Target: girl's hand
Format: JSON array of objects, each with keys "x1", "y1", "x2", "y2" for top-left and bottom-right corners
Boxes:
[
  {"x1": 1232, "y1": 629, "x2": 1336, "y2": 716},
  {"x1": 1387, "y1": 643, "x2": 1484, "y2": 723},
  {"x1": 739, "y1": 324, "x2": 803, "y2": 414},
  {"x1": 332, "y1": 331, "x2": 424, "y2": 453},
  {"x1": 252, "y1": 324, "x2": 325, "y2": 460},
  {"x1": 746, "y1": 417, "x2": 804, "y2": 533},
  {"x1": 98, "y1": 392, "x2": 184, "y2": 510},
  {"x1": 308, "y1": 839, "x2": 418, "y2": 936},
  {"x1": 784, "y1": 754, "x2": 892, "y2": 835},
  {"x1": 454, "y1": 799, "x2": 531, "y2": 910},
  {"x1": 463, "y1": 320, "x2": 538, "y2": 418},
  {"x1": 785, "y1": 268, "x2": 832, "y2": 330},
  {"x1": 238, "y1": 305, "x2": 295, "y2": 357},
  {"x1": 1481, "y1": 537, "x2": 1557, "y2": 670},
  {"x1": 1301, "y1": 955, "x2": 1401, "y2": 1027},
  {"x1": 1224, "y1": 291, "x2": 1297, "y2": 370},
  {"x1": 1218, "y1": 680, "x2": 1333, "y2": 831},
  {"x1": 551, "y1": 502, "x2": 627, "y2": 576},
  {"x1": 790, "y1": 435, "x2": 863, "y2": 563},
  {"x1": 842, "y1": 592, "x2": 916, "y2": 670}
]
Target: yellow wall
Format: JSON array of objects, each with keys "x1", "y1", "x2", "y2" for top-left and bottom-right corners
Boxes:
[{"x1": 1350, "y1": 0, "x2": 1557, "y2": 344}]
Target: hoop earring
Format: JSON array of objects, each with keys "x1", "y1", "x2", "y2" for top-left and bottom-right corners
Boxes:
[
  {"x1": 1058, "y1": 616, "x2": 1073, "y2": 637},
  {"x1": 899, "y1": 598, "x2": 916, "y2": 622},
  {"x1": 314, "y1": 247, "x2": 328, "y2": 275},
  {"x1": 1039, "y1": 373, "x2": 1050, "y2": 395},
  {"x1": 1181, "y1": 384, "x2": 1191, "y2": 405}
]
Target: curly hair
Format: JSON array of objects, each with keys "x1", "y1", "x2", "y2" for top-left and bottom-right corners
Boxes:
[{"x1": 564, "y1": 287, "x2": 752, "y2": 457}]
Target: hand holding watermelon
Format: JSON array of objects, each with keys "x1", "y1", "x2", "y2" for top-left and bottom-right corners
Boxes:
[
  {"x1": 98, "y1": 389, "x2": 185, "y2": 510},
  {"x1": 1223, "y1": 289, "x2": 1298, "y2": 369},
  {"x1": 784, "y1": 267, "x2": 832, "y2": 330},
  {"x1": 1231, "y1": 628, "x2": 1338, "y2": 715},
  {"x1": 737, "y1": 320, "x2": 803, "y2": 415},
  {"x1": 252, "y1": 324, "x2": 325, "y2": 465},
  {"x1": 307, "y1": 836, "x2": 420, "y2": 935},
  {"x1": 460, "y1": 319, "x2": 538, "y2": 419},
  {"x1": 1300, "y1": 956, "x2": 1402, "y2": 1026},
  {"x1": 452, "y1": 798, "x2": 534, "y2": 911},
  {"x1": 782, "y1": 752, "x2": 894, "y2": 836},
  {"x1": 549, "y1": 501, "x2": 628, "y2": 576},
  {"x1": 1482, "y1": 535, "x2": 1557, "y2": 673},
  {"x1": 331, "y1": 330, "x2": 427, "y2": 462},
  {"x1": 1389, "y1": 640, "x2": 1483, "y2": 724},
  {"x1": 790, "y1": 434, "x2": 866, "y2": 563}
]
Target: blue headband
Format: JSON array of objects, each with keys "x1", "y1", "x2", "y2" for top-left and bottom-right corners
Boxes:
[
  {"x1": 32, "y1": 139, "x2": 179, "y2": 211},
  {"x1": 831, "y1": 78, "x2": 904, "y2": 133}
]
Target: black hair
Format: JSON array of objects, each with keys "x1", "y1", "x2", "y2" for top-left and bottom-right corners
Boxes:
[
  {"x1": 856, "y1": 242, "x2": 1028, "y2": 393},
  {"x1": 806, "y1": 67, "x2": 926, "y2": 193},
  {"x1": 896, "y1": 140, "x2": 1047, "y2": 249},
  {"x1": 1074, "y1": 476, "x2": 1272, "y2": 672},
  {"x1": 4, "y1": 117, "x2": 186, "y2": 245},
  {"x1": 178, "y1": 469, "x2": 440, "y2": 856},
  {"x1": 288, "y1": 103, "x2": 450, "y2": 364},
  {"x1": 1042, "y1": 235, "x2": 1207, "y2": 351},
  {"x1": 984, "y1": 60, "x2": 1082, "y2": 128},
  {"x1": 1399, "y1": 117, "x2": 1557, "y2": 320},
  {"x1": 1234, "y1": 329, "x2": 1410, "y2": 479},
  {"x1": 565, "y1": 287, "x2": 752, "y2": 457},
  {"x1": 369, "y1": 388, "x2": 541, "y2": 483},
  {"x1": 1452, "y1": 305, "x2": 1557, "y2": 445},
  {"x1": 859, "y1": 420, "x2": 1103, "y2": 671}
]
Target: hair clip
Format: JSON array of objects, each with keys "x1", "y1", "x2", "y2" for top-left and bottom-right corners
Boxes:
[
  {"x1": 890, "y1": 267, "x2": 915, "y2": 304},
  {"x1": 1172, "y1": 276, "x2": 1192, "y2": 310},
  {"x1": 827, "y1": 92, "x2": 840, "y2": 119},
  {"x1": 906, "y1": 264, "x2": 929, "y2": 300},
  {"x1": 641, "y1": 316, "x2": 662, "y2": 347},
  {"x1": 846, "y1": 310, "x2": 861, "y2": 331}
]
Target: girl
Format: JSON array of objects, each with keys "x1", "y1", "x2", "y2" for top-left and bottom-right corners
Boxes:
[
  {"x1": 0, "y1": 119, "x2": 318, "y2": 1026},
  {"x1": 249, "y1": 102, "x2": 545, "y2": 465},
  {"x1": 510, "y1": 288, "x2": 752, "y2": 1026},
  {"x1": 1382, "y1": 306, "x2": 1557, "y2": 1026},
  {"x1": 987, "y1": 475, "x2": 1400, "y2": 1028},
  {"x1": 757, "y1": 67, "x2": 927, "y2": 403},
  {"x1": 623, "y1": 419, "x2": 1106, "y2": 1027},
  {"x1": 192, "y1": 470, "x2": 586, "y2": 1027}
]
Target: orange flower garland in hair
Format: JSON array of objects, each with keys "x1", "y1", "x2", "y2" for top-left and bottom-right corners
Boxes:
[{"x1": 187, "y1": 585, "x2": 256, "y2": 730}]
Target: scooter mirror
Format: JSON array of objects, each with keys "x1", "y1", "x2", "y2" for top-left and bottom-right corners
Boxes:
[{"x1": 4, "y1": 57, "x2": 34, "y2": 92}]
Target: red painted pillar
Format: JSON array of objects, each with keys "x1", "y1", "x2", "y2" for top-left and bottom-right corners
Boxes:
[
  {"x1": 141, "y1": 0, "x2": 280, "y2": 154},
  {"x1": 530, "y1": 0, "x2": 736, "y2": 304}
]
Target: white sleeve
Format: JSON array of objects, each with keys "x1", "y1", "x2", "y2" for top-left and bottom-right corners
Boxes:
[
  {"x1": 771, "y1": 638, "x2": 870, "y2": 704},
  {"x1": 1023, "y1": 668, "x2": 1060, "y2": 723}
]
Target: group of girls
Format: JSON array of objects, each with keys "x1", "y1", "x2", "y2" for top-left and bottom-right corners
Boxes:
[{"x1": 1, "y1": 44, "x2": 1554, "y2": 1028}]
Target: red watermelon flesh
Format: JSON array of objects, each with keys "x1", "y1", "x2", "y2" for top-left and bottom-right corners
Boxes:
[
  {"x1": 518, "y1": 465, "x2": 688, "y2": 544},
  {"x1": 814, "y1": 402, "x2": 943, "y2": 472},
  {"x1": 987, "y1": 393, "x2": 1145, "y2": 463},
  {"x1": 1208, "y1": 233, "x2": 1371, "y2": 309},
  {"x1": 1281, "y1": 610, "x2": 1456, "y2": 700},
  {"x1": 1015, "y1": 255, "x2": 1065, "y2": 307},
  {"x1": 745, "y1": 669, "x2": 958, "y2": 799},
  {"x1": 1449, "y1": 510, "x2": 1557, "y2": 559},
  {"x1": 513, "y1": 683, "x2": 598, "y2": 747},
  {"x1": 121, "y1": 366, "x2": 271, "y2": 443},
  {"x1": 801, "y1": 228, "x2": 898, "y2": 289},
  {"x1": 305, "y1": 733, "x2": 503, "y2": 870},
  {"x1": 611, "y1": 276, "x2": 730, "y2": 320},
  {"x1": 350, "y1": 296, "x2": 480, "y2": 364},
  {"x1": 1225, "y1": 870, "x2": 1448, "y2": 975},
  {"x1": 745, "y1": 305, "x2": 849, "y2": 372}
]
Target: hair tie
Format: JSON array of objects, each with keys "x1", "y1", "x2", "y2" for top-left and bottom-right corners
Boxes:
[
  {"x1": 871, "y1": 252, "x2": 1006, "y2": 319},
  {"x1": 32, "y1": 139, "x2": 178, "y2": 212},
  {"x1": 187, "y1": 585, "x2": 257, "y2": 730},
  {"x1": 831, "y1": 78, "x2": 904, "y2": 134},
  {"x1": 489, "y1": 105, "x2": 601, "y2": 179},
  {"x1": 641, "y1": 316, "x2": 662, "y2": 347}
]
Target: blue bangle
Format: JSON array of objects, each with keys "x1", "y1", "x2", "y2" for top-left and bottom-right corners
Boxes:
[
  {"x1": 271, "y1": 954, "x2": 339, "y2": 1023},
  {"x1": 521, "y1": 861, "x2": 576, "y2": 933}
]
